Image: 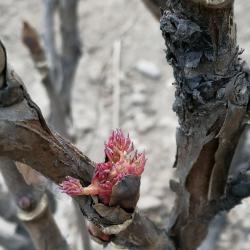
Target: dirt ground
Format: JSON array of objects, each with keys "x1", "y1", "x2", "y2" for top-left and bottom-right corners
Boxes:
[{"x1": 0, "y1": 0, "x2": 250, "y2": 249}]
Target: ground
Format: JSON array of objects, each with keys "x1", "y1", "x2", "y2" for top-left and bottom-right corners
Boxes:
[{"x1": 0, "y1": 0, "x2": 249, "y2": 249}]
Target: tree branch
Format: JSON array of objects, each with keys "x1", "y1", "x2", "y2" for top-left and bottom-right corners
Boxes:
[
  {"x1": 0, "y1": 158, "x2": 68, "y2": 250},
  {"x1": 58, "y1": 0, "x2": 81, "y2": 120},
  {"x1": 22, "y1": 21, "x2": 70, "y2": 137},
  {"x1": 22, "y1": 15, "x2": 91, "y2": 250},
  {"x1": 0, "y1": 102, "x2": 94, "y2": 184},
  {"x1": 0, "y1": 42, "x2": 174, "y2": 249}
]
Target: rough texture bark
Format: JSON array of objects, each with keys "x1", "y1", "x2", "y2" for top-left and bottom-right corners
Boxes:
[
  {"x1": 22, "y1": 21, "x2": 67, "y2": 137},
  {"x1": 0, "y1": 20, "x2": 71, "y2": 250},
  {"x1": 0, "y1": 42, "x2": 174, "y2": 249},
  {"x1": 0, "y1": 103, "x2": 173, "y2": 249},
  {"x1": 1, "y1": 0, "x2": 250, "y2": 249},
  {"x1": 160, "y1": 0, "x2": 250, "y2": 249}
]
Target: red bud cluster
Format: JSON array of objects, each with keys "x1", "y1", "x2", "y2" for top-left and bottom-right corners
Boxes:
[{"x1": 60, "y1": 129, "x2": 146, "y2": 205}]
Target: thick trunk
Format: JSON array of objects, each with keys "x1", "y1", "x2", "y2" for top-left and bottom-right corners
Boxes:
[
  {"x1": 1, "y1": 0, "x2": 250, "y2": 249},
  {"x1": 161, "y1": 0, "x2": 249, "y2": 249}
]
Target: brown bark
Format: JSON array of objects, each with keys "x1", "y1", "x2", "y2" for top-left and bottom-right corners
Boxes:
[
  {"x1": 1, "y1": 0, "x2": 250, "y2": 249},
  {"x1": 22, "y1": 21, "x2": 68, "y2": 137},
  {"x1": 0, "y1": 49, "x2": 174, "y2": 249},
  {"x1": 161, "y1": 0, "x2": 250, "y2": 249}
]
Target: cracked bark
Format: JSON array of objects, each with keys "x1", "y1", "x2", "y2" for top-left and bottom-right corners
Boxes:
[
  {"x1": 161, "y1": 0, "x2": 250, "y2": 249},
  {"x1": 1, "y1": 0, "x2": 250, "y2": 249},
  {"x1": 22, "y1": 2, "x2": 89, "y2": 249}
]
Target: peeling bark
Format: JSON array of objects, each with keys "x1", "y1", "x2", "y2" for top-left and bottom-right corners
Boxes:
[
  {"x1": 0, "y1": 158, "x2": 68, "y2": 250},
  {"x1": 161, "y1": 0, "x2": 250, "y2": 249},
  {"x1": 1, "y1": 0, "x2": 250, "y2": 249}
]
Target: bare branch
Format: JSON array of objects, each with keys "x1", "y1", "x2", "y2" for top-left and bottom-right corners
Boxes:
[
  {"x1": 22, "y1": 21, "x2": 69, "y2": 137},
  {"x1": 198, "y1": 214, "x2": 227, "y2": 250},
  {"x1": 0, "y1": 101, "x2": 94, "y2": 184},
  {"x1": 58, "y1": 0, "x2": 82, "y2": 119},
  {"x1": 191, "y1": 0, "x2": 233, "y2": 8},
  {"x1": 0, "y1": 42, "x2": 174, "y2": 249},
  {"x1": 22, "y1": 19, "x2": 91, "y2": 250},
  {"x1": 0, "y1": 158, "x2": 68, "y2": 250}
]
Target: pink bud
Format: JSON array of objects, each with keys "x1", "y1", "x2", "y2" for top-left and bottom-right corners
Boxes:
[
  {"x1": 60, "y1": 129, "x2": 146, "y2": 205},
  {"x1": 59, "y1": 176, "x2": 85, "y2": 196},
  {"x1": 105, "y1": 129, "x2": 134, "y2": 163}
]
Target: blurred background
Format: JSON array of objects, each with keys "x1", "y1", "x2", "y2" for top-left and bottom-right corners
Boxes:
[{"x1": 0, "y1": 0, "x2": 249, "y2": 249}]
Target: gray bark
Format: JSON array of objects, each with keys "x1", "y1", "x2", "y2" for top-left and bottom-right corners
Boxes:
[
  {"x1": 0, "y1": 45, "x2": 174, "y2": 249},
  {"x1": 1, "y1": 0, "x2": 250, "y2": 249},
  {"x1": 161, "y1": 0, "x2": 250, "y2": 249}
]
